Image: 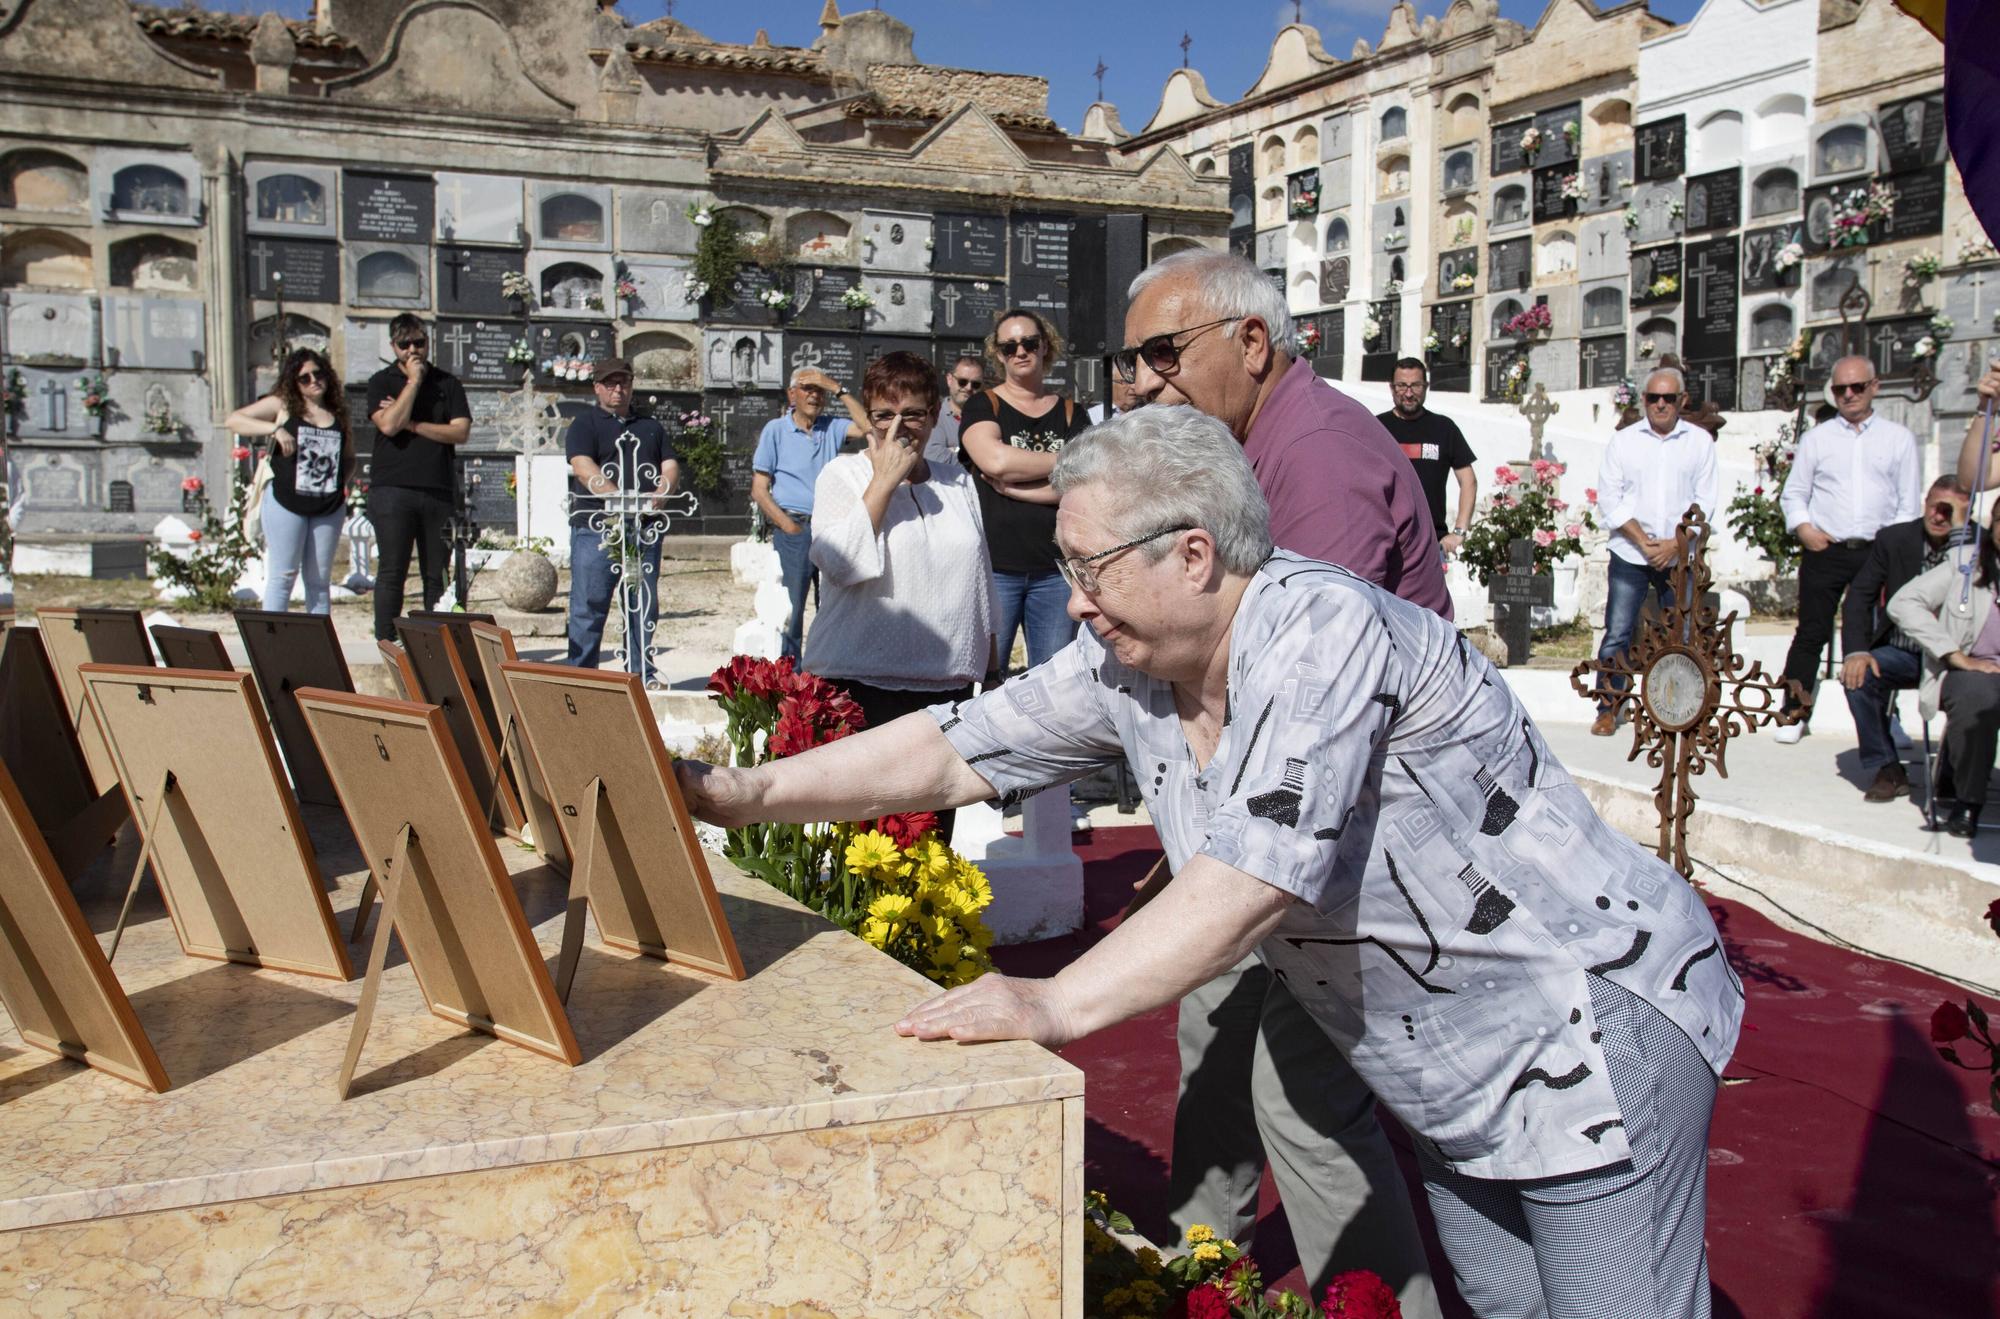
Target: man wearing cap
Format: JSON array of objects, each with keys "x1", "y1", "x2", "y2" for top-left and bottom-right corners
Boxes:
[
  {"x1": 565, "y1": 357, "x2": 679, "y2": 683},
  {"x1": 751, "y1": 366, "x2": 869, "y2": 660}
]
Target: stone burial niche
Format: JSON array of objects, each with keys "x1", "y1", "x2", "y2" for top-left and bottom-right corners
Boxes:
[
  {"x1": 532, "y1": 182, "x2": 611, "y2": 251},
  {"x1": 540, "y1": 262, "x2": 605, "y2": 313}
]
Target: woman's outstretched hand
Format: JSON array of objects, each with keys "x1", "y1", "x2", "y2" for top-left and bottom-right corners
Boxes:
[
  {"x1": 672, "y1": 759, "x2": 761, "y2": 828},
  {"x1": 894, "y1": 973, "x2": 1080, "y2": 1049}
]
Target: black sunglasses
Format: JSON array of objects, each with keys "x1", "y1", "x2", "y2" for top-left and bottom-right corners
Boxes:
[
  {"x1": 1643, "y1": 392, "x2": 1679, "y2": 404},
  {"x1": 296, "y1": 369, "x2": 326, "y2": 383},
  {"x1": 1112, "y1": 317, "x2": 1241, "y2": 384},
  {"x1": 395, "y1": 337, "x2": 428, "y2": 349},
  {"x1": 996, "y1": 336, "x2": 1044, "y2": 358},
  {"x1": 1831, "y1": 381, "x2": 1871, "y2": 397}
]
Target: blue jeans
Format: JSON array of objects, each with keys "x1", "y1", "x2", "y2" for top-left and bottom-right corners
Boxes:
[
  {"x1": 1844, "y1": 644, "x2": 1923, "y2": 772},
  {"x1": 772, "y1": 518, "x2": 815, "y2": 662},
  {"x1": 260, "y1": 488, "x2": 343, "y2": 614},
  {"x1": 566, "y1": 524, "x2": 662, "y2": 679},
  {"x1": 1595, "y1": 554, "x2": 1676, "y2": 709},
  {"x1": 993, "y1": 568, "x2": 1076, "y2": 677}
]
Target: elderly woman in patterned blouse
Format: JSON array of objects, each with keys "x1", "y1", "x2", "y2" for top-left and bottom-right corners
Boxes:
[{"x1": 677, "y1": 404, "x2": 1744, "y2": 1319}]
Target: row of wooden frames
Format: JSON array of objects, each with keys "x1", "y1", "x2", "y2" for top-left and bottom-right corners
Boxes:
[{"x1": 0, "y1": 605, "x2": 744, "y2": 1098}]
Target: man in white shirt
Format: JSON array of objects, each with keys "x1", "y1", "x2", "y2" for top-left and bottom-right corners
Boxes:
[
  {"x1": 1591, "y1": 367, "x2": 1719, "y2": 736},
  {"x1": 1776, "y1": 356, "x2": 1922, "y2": 739}
]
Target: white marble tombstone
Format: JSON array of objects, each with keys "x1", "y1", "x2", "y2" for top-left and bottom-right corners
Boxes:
[
  {"x1": 1254, "y1": 228, "x2": 1287, "y2": 271},
  {"x1": 91, "y1": 149, "x2": 202, "y2": 226},
  {"x1": 105, "y1": 451, "x2": 201, "y2": 513},
  {"x1": 1537, "y1": 284, "x2": 1582, "y2": 340},
  {"x1": 3, "y1": 291, "x2": 97, "y2": 365},
  {"x1": 1934, "y1": 336, "x2": 2000, "y2": 416},
  {"x1": 622, "y1": 258, "x2": 697, "y2": 322},
  {"x1": 1803, "y1": 253, "x2": 1865, "y2": 322},
  {"x1": 1528, "y1": 338, "x2": 1580, "y2": 392},
  {"x1": 861, "y1": 274, "x2": 934, "y2": 335},
  {"x1": 526, "y1": 251, "x2": 616, "y2": 317},
  {"x1": 701, "y1": 328, "x2": 782, "y2": 390},
  {"x1": 617, "y1": 188, "x2": 700, "y2": 256},
  {"x1": 1578, "y1": 215, "x2": 1630, "y2": 283},
  {"x1": 433, "y1": 172, "x2": 526, "y2": 245},
  {"x1": 343, "y1": 318, "x2": 396, "y2": 383},
  {"x1": 14, "y1": 368, "x2": 93, "y2": 440},
  {"x1": 103, "y1": 373, "x2": 211, "y2": 444},
  {"x1": 1631, "y1": 181, "x2": 1683, "y2": 247},
  {"x1": 1320, "y1": 114, "x2": 1352, "y2": 162},
  {"x1": 346, "y1": 242, "x2": 431, "y2": 310},
  {"x1": 19, "y1": 450, "x2": 96, "y2": 512},
  {"x1": 101, "y1": 295, "x2": 204, "y2": 371},
  {"x1": 859, "y1": 211, "x2": 934, "y2": 275},
  {"x1": 531, "y1": 182, "x2": 613, "y2": 251},
  {"x1": 1577, "y1": 151, "x2": 1634, "y2": 216},
  {"x1": 1321, "y1": 162, "x2": 1353, "y2": 213},
  {"x1": 243, "y1": 162, "x2": 337, "y2": 238},
  {"x1": 1944, "y1": 266, "x2": 1998, "y2": 332}
]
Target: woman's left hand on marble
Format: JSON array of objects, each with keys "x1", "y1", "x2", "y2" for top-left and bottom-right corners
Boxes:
[{"x1": 895, "y1": 973, "x2": 1079, "y2": 1048}]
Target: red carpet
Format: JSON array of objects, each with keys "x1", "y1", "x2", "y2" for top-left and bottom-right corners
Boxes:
[{"x1": 993, "y1": 825, "x2": 2000, "y2": 1318}]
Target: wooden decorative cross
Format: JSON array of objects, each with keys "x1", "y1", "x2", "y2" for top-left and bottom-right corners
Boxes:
[
  {"x1": 1518, "y1": 381, "x2": 1558, "y2": 461},
  {"x1": 1569, "y1": 505, "x2": 1809, "y2": 877}
]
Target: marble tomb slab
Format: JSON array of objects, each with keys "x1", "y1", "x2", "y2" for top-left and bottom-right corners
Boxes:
[
  {"x1": 3, "y1": 290, "x2": 96, "y2": 365},
  {"x1": 617, "y1": 187, "x2": 699, "y2": 256},
  {"x1": 434, "y1": 171, "x2": 524, "y2": 246},
  {"x1": 102, "y1": 372, "x2": 210, "y2": 444},
  {"x1": 101, "y1": 295, "x2": 204, "y2": 372},
  {"x1": 859, "y1": 210, "x2": 934, "y2": 275},
  {"x1": 621, "y1": 258, "x2": 697, "y2": 323}
]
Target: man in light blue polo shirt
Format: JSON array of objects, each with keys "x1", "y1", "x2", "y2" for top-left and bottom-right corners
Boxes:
[{"x1": 751, "y1": 366, "x2": 866, "y2": 660}]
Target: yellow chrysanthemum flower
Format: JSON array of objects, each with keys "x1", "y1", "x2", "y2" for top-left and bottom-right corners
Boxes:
[
  {"x1": 953, "y1": 864, "x2": 994, "y2": 910},
  {"x1": 845, "y1": 830, "x2": 902, "y2": 877},
  {"x1": 860, "y1": 917, "x2": 892, "y2": 948},
  {"x1": 1192, "y1": 1241, "x2": 1222, "y2": 1263},
  {"x1": 866, "y1": 892, "x2": 913, "y2": 924},
  {"x1": 1185, "y1": 1224, "x2": 1215, "y2": 1245}
]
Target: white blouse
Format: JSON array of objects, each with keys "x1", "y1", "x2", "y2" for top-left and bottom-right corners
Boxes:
[{"x1": 804, "y1": 454, "x2": 997, "y2": 690}]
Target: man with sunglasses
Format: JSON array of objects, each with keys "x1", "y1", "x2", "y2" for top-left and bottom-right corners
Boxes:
[
  {"x1": 1589, "y1": 368, "x2": 1719, "y2": 736},
  {"x1": 365, "y1": 313, "x2": 471, "y2": 642},
  {"x1": 1116, "y1": 248, "x2": 1446, "y2": 1318},
  {"x1": 1777, "y1": 356, "x2": 1922, "y2": 742},
  {"x1": 927, "y1": 354, "x2": 986, "y2": 465},
  {"x1": 1839, "y1": 475, "x2": 1971, "y2": 800}
]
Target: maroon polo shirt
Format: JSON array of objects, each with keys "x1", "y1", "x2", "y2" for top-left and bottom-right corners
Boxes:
[{"x1": 1241, "y1": 357, "x2": 1453, "y2": 619}]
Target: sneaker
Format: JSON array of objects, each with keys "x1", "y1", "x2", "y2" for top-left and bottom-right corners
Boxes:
[
  {"x1": 1590, "y1": 710, "x2": 1617, "y2": 737},
  {"x1": 1862, "y1": 763, "x2": 1910, "y2": 802},
  {"x1": 1773, "y1": 721, "x2": 1807, "y2": 745},
  {"x1": 1071, "y1": 804, "x2": 1093, "y2": 834}
]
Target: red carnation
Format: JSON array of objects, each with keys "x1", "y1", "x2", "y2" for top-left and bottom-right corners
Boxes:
[
  {"x1": 1931, "y1": 1000, "x2": 1971, "y2": 1044},
  {"x1": 1323, "y1": 1268, "x2": 1402, "y2": 1318},
  {"x1": 1180, "y1": 1287, "x2": 1232, "y2": 1319},
  {"x1": 1985, "y1": 897, "x2": 2000, "y2": 939},
  {"x1": 874, "y1": 811, "x2": 938, "y2": 849}
]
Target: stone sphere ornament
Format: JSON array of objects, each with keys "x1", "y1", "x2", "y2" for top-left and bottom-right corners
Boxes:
[{"x1": 494, "y1": 548, "x2": 559, "y2": 613}]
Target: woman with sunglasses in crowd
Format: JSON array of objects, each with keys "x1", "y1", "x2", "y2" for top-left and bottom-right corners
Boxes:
[
  {"x1": 957, "y1": 308, "x2": 1091, "y2": 680},
  {"x1": 225, "y1": 347, "x2": 353, "y2": 614},
  {"x1": 804, "y1": 352, "x2": 994, "y2": 844}
]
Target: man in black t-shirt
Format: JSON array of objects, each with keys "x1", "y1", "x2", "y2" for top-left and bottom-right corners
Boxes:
[
  {"x1": 1376, "y1": 358, "x2": 1478, "y2": 557},
  {"x1": 364, "y1": 313, "x2": 471, "y2": 641},
  {"x1": 564, "y1": 357, "x2": 680, "y2": 682}
]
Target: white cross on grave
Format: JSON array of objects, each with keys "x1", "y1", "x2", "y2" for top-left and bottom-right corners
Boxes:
[
  {"x1": 572, "y1": 428, "x2": 702, "y2": 688},
  {"x1": 37, "y1": 377, "x2": 67, "y2": 432},
  {"x1": 789, "y1": 341, "x2": 824, "y2": 373},
  {"x1": 439, "y1": 322, "x2": 474, "y2": 373},
  {"x1": 1870, "y1": 329, "x2": 1902, "y2": 380},
  {"x1": 1692, "y1": 360, "x2": 1730, "y2": 405},
  {"x1": 440, "y1": 175, "x2": 469, "y2": 229},
  {"x1": 938, "y1": 284, "x2": 964, "y2": 329},
  {"x1": 936, "y1": 217, "x2": 961, "y2": 258},
  {"x1": 1017, "y1": 226, "x2": 1037, "y2": 266},
  {"x1": 1687, "y1": 250, "x2": 1720, "y2": 319},
  {"x1": 1518, "y1": 382, "x2": 1559, "y2": 461}
]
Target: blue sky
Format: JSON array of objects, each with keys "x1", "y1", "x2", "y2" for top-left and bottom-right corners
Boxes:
[{"x1": 207, "y1": 0, "x2": 1708, "y2": 134}]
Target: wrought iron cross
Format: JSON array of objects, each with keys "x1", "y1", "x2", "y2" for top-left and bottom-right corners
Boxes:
[
  {"x1": 1180, "y1": 31, "x2": 1192, "y2": 68},
  {"x1": 1569, "y1": 505, "x2": 1809, "y2": 877},
  {"x1": 1093, "y1": 58, "x2": 1108, "y2": 101},
  {"x1": 574, "y1": 428, "x2": 702, "y2": 688}
]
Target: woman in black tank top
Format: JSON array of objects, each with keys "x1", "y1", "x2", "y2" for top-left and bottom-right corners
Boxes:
[{"x1": 224, "y1": 348, "x2": 353, "y2": 614}]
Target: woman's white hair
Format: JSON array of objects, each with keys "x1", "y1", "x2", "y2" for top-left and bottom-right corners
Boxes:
[
  {"x1": 1051, "y1": 404, "x2": 1274, "y2": 575},
  {"x1": 1127, "y1": 249, "x2": 1295, "y2": 351}
]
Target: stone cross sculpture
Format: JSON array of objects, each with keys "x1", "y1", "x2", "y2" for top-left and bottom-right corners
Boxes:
[
  {"x1": 573, "y1": 428, "x2": 700, "y2": 688},
  {"x1": 1518, "y1": 381, "x2": 1558, "y2": 461},
  {"x1": 1569, "y1": 505, "x2": 1809, "y2": 877},
  {"x1": 491, "y1": 370, "x2": 566, "y2": 541}
]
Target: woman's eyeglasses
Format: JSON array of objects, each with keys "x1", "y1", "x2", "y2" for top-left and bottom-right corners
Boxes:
[
  {"x1": 867, "y1": 409, "x2": 933, "y2": 425},
  {"x1": 1054, "y1": 525, "x2": 1194, "y2": 594},
  {"x1": 996, "y1": 336, "x2": 1044, "y2": 358},
  {"x1": 1111, "y1": 318, "x2": 1241, "y2": 384}
]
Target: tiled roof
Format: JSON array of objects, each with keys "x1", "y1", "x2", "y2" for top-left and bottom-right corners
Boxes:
[
  {"x1": 624, "y1": 25, "x2": 828, "y2": 76},
  {"x1": 130, "y1": 4, "x2": 352, "y2": 52}
]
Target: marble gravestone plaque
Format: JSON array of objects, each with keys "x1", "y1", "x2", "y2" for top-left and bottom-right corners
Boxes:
[
  {"x1": 1012, "y1": 271, "x2": 1070, "y2": 338},
  {"x1": 1437, "y1": 248, "x2": 1477, "y2": 296},
  {"x1": 532, "y1": 182, "x2": 612, "y2": 252},
  {"x1": 246, "y1": 314, "x2": 330, "y2": 393},
  {"x1": 531, "y1": 321, "x2": 614, "y2": 376},
  {"x1": 433, "y1": 319, "x2": 520, "y2": 388},
  {"x1": 1682, "y1": 169, "x2": 1740, "y2": 234},
  {"x1": 342, "y1": 171, "x2": 434, "y2": 244},
  {"x1": 13, "y1": 367, "x2": 92, "y2": 439},
  {"x1": 106, "y1": 451, "x2": 201, "y2": 513},
  {"x1": 1630, "y1": 243, "x2": 1683, "y2": 308},
  {"x1": 246, "y1": 237, "x2": 340, "y2": 304},
  {"x1": 435, "y1": 245, "x2": 523, "y2": 317},
  {"x1": 1635, "y1": 116, "x2": 1685, "y2": 183},
  {"x1": 1533, "y1": 103, "x2": 1582, "y2": 169},
  {"x1": 1741, "y1": 225, "x2": 1803, "y2": 293},
  {"x1": 1800, "y1": 182, "x2": 1883, "y2": 254},
  {"x1": 1488, "y1": 237, "x2": 1530, "y2": 293},
  {"x1": 1577, "y1": 151, "x2": 1634, "y2": 216},
  {"x1": 1532, "y1": 165, "x2": 1573, "y2": 224},
  {"x1": 1303, "y1": 309, "x2": 1345, "y2": 379},
  {"x1": 932, "y1": 279, "x2": 1006, "y2": 336},
  {"x1": 1319, "y1": 256, "x2": 1351, "y2": 305},
  {"x1": 1321, "y1": 114, "x2": 1352, "y2": 162},
  {"x1": 859, "y1": 211, "x2": 933, "y2": 275},
  {"x1": 1682, "y1": 236, "x2": 1740, "y2": 361},
  {"x1": 705, "y1": 265, "x2": 780, "y2": 326},
  {"x1": 1944, "y1": 266, "x2": 1998, "y2": 331},
  {"x1": 1491, "y1": 118, "x2": 1532, "y2": 177},
  {"x1": 434, "y1": 172, "x2": 524, "y2": 246},
  {"x1": 860, "y1": 274, "x2": 933, "y2": 336},
  {"x1": 1878, "y1": 92, "x2": 1946, "y2": 173},
  {"x1": 1631, "y1": 181, "x2": 1684, "y2": 247},
  {"x1": 102, "y1": 295, "x2": 203, "y2": 371},
  {"x1": 1579, "y1": 216, "x2": 1629, "y2": 283},
  {"x1": 1484, "y1": 346, "x2": 1527, "y2": 402},
  {"x1": 1804, "y1": 253, "x2": 1865, "y2": 320},
  {"x1": 20, "y1": 451, "x2": 94, "y2": 509},
  {"x1": 1864, "y1": 316, "x2": 1932, "y2": 379},
  {"x1": 783, "y1": 332, "x2": 863, "y2": 393},
  {"x1": 1579, "y1": 334, "x2": 1626, "y2": 389},
  {"x1": 102, "y1": 372, "x2": 209, "y2": 445},
  {"x1": 1880, "y1": 167, "x2": 1946, "y2": 242},
  {"x1": 789, "y1": 267, "x2": 865, "y2": 330},
  {"x1": 1934, "y1": 337, "x2": 2000, "y2": 416},
  {"x1": 702, "y1": 328, "x2": 783, "y2": 390},
  {"x1": 347, "y1": 242, "x2": 430, "y2": 311},
  {"x1": 1429, "y1": 302, "x2": 1473, "y2": 392},
  {"x1": 464, "y1": 388, "x2": 508, "y2": 446},
  {"x1": 1738, "y1": 357, "x2": 1771, "y2": 413},
  {"x1": 931, "y1": 213, "x2": 1007, "y2": 277},
  {"x1": 1527, "y1": 339, "x2": 1579, "y2": 393},
  {"x1": 1254, "y1": 229, "x2": 1286, "y2": 271},
  {"x1": 4, "y1": 291, "x2": 96, "y2": 365},
  {"x1": 616, "y1": 188, "x2": 698, "y2": 256},
  {"x1": 243, "y1": 162, "x2": 337, "y2": 239},
  {"x1": 1684, "y1": 357, "x2": 1737, "y2": 410},
  {"x1": 1803, "y1": 319, "x2": 1858, "y2": 380},
  {"x1": 455, "y1": 453, "x2": 517, "y2": 525},
  {"x1": 622, "y1": 259, "x2": 696, "y2": 323},
  {"x1": 1012, "y1": 214, "x2": 1073, "y2": 278},
  {"x1": 343, "y1": 319, "x2": 394, "y2": 382},
  {"x1": 1322, "y1": 165, "x2": 1352, "y2": 212}
]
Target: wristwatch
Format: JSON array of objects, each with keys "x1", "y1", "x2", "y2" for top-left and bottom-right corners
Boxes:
[{"x1": 833, "y1": 386, "x2": 846, "y2": 398}]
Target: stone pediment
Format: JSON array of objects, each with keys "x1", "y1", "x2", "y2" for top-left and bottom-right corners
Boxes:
[
  {"x1": 906, "y1": 104, "x2": 1030, "y2": 172},
  {"x1": 1379, "y1": 1, "x2": 1425, "y2": 49},
  {"x1": 0, "y1": 0, "x2": 218, "y2": 88},
  {"x1": 323, "y1": 1, "x2": 575, "y2": 119},
  {"x1": 1245, "y1": 24, "x2": 1340, "y2": 99},
  {"x1": 1140, "y1": 68, "x2": 1225, "y2": 136}
]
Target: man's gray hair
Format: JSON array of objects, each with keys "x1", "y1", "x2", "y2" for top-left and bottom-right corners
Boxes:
[
  {"x1": 1127, "y1": 249, "x2": 1295, "y2": 352},
  {"x1": 788, "y1": 367, "x2": 824, "y2": 389},
  {"x1": 1644, "y1": 365, "x2": 1687, "y2": 393},
  {"x1": 1051, "y1": 404, "x2": 1274, "y2": 575}
]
